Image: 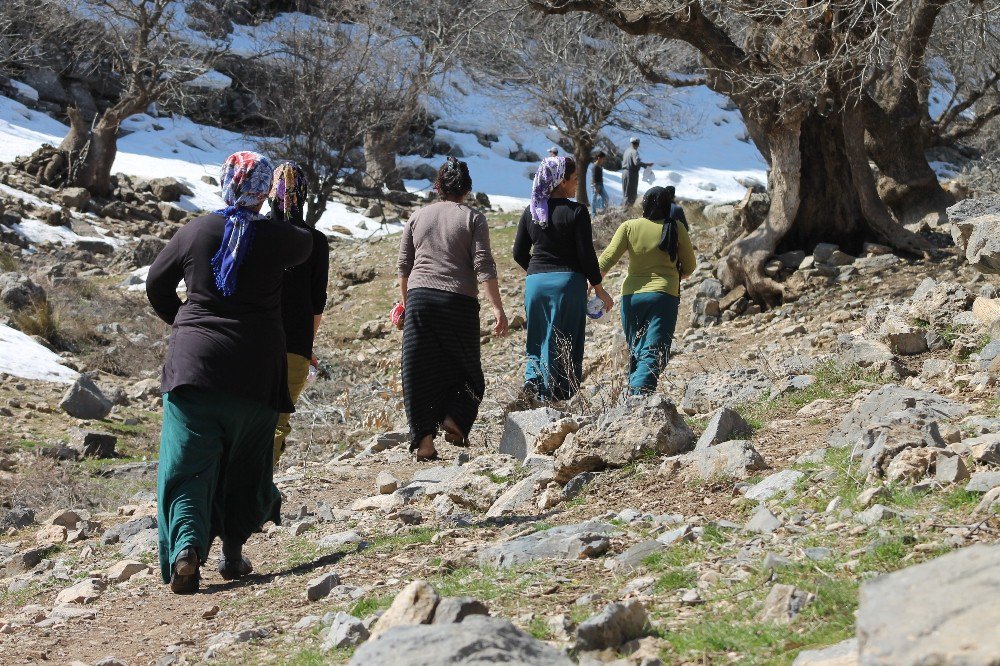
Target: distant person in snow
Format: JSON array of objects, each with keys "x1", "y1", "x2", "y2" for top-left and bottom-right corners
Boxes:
[
  {"x1": 548, "y1": 146, "x2": 559, "y2": 157},
  {"x1": 598, "y1": 186, "x2": 695, "y2": 394},
  {"x1": 146, "y1": 151, "x2": 312, "y2": 594},
  {"x1": 270, "y1": 162, "x2": 330, "y2": 466},
  {"x1": 591, "y1": 151, "x2": 609, "y2": 213},
  {"x1": 513, "y1": 156, "x2": 613, "y2": 401},
  {"x1": 397, "y1": 157, "x2": 508, "y2": 462},
  {"x1": 621, "y1": 137, "x2": 652, "y2": 207}
]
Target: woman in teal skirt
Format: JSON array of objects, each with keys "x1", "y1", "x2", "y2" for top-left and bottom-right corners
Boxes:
[
  {"x1": 598, "y1": 186, "x2": 696, "y2": 394},
  {"x1": 146, "y1": 152, "x2": 312, "y2": 593},
  {"x1": 513, "y1": 157, "x2": 613, "y2": 400}
]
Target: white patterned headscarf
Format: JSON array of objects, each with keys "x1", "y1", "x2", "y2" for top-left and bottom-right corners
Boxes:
[{"x1": 529, "y1": 156, "x2": 569, "y2": 228}]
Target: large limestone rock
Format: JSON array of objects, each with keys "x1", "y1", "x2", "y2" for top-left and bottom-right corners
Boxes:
[
  {"x1": 688, "y1": 440, "x2": 766, "y2": 480},
  {"x1": 0, "y1": 273, "x2": 46, "y2": 309},
  {"x1": 369, "y1": 580, "x2": 439, "y2": 639},
  {"x1": 828, "y1": 385, "x2": 969, "y2": 448},
  {"x1": 948, "y1": 195, "x2": 1000, "y2": 253},
  {"x1": 576, "y1": 600, "x2": 649, "y2": 651},
  {"x1": 553, "y1": 395, "x2": 694, "y2": 482},
  {"x1": 695, "y1": 407, "x2": 752, "y2": 449},
  {"x1": 478, "y1": 522, "x2": 617, "y2": 569},
  {"x1": 350, "y1": 615, "x2": 572, "y2": 665},
  {"x1": 857, "y1": 544, "x2": 1000, "y2": 664},
  {"x1": 500, "y1": 408, "x2": 566, "y2": 461},
  {"x1": 964, "y1": 214, "x2": 1000, "y2": 274},
  {"x1": 681, "y1": 368, "x2": 774, "y2": 415},
  {"x1": 60, "y1": 374, "x2": 114, "y2": 420},
  {"x1": 148, "y1": 177, "x2": 193, "y2": 202}
]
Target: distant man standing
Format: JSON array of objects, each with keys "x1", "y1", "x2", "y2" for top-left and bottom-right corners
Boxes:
[
  {"x1": 547, "y1": 146, "x2": 559, "y2": 157},
  {"x1": 621, "y1": 137, "x2": 652, "y2": 207},
  {"x1": 591, "y1": 152, "x2": 609, "y2": 213}
]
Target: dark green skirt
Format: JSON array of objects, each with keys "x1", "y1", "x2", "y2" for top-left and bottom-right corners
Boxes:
[{"x1": 157, "y1": 386, "x2": 281, "y2": 583}]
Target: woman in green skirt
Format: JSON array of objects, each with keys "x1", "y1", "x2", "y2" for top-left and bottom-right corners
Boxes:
[
  {"x1": 598, "y1": 186, "x2": 696, "y2": 394},
  {"x1": 146, "y1": 152, "x2": 313, "y2": 593}
]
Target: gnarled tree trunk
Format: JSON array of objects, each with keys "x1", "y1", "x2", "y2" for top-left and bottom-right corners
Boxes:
[
  {"x1": 363, "y1": 129, "x2": 405, "y2": 192},
  {"x1": 573, "y1": 140, "x2": 594, "y2": 206}
]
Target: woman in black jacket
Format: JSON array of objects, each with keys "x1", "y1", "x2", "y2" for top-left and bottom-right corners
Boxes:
[{"x1": 147, "y1": 151, "x2": 312, "y2": 594}]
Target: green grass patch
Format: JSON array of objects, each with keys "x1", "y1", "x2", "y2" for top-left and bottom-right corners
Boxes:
[
  {"x1": 527, "y1": 615, "x2": 553, "y2": 641},
  {"x1": 943, "y1": 487, "x2": 982, "y2": 509},
  {"x1": 350, "y1": 593, "x2": 393, "y2": 618},
  {"x1": 366, "y1": 527, "x2": 437, "y2": 554},
  {"x1": 858, "y1": 537, "x2": 909, "y2": 573}
]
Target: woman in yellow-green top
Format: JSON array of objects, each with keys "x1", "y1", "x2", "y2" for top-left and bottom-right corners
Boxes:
[{"x1": 598, "y1": 186, "x2": 696, "y2": 394}]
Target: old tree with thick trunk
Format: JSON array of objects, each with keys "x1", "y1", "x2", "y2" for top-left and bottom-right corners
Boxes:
[
  {"x1": 530, "y1": 0, "x2": 994, "y2": 306},
  {"x1": 29, "y1": 0, "x2": 215, "y2": 197}
]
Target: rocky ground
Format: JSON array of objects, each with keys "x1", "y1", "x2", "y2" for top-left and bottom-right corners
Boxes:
[{"x1": 0, "y1": 168, "x2": 998, "y2": 665}]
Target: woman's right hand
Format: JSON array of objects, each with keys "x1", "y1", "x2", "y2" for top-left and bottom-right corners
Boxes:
[
  {"x1": 493, "y1": 309, "x2": 509, "y2": 337},
  {"x1": 595, "y1": 285, "x2": 614, "y2": 313}
]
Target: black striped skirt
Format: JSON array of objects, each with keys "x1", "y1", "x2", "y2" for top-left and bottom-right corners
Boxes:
[{"x1": 401, "y1": 288, "x2": 485, "y2": 451}]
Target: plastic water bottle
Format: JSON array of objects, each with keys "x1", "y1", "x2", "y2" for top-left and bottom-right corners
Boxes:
[{"x1": 586, "y1": 295, "x2": 605, "y2": 320}]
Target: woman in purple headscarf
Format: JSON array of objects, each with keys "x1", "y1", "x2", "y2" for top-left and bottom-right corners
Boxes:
[
  {"x1": 146, "y1": 152, "x2": 312, "y2": 594},
  {"x1": 512, "y1": 156, "x2": 613, "y2": 401}
]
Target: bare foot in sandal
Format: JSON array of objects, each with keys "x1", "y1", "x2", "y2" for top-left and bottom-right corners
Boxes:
[
  {"x1": 441, "y1": 416, "x2": 469, "y2": 446},
  {"x1": 414, "y1": 434, "x2": 438, "y2": 461}
]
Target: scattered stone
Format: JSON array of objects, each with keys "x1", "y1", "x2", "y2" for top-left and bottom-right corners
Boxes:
[
  {"x1": 370, "y1": 580, "x2": 440, "y2": 639},
  {"x1": 813, "y1": 243, "x2": 839, "y2": 264},
  {"x1": 48, "y1": 509, "x2": 82, "y2": 528},
  {"x1": 681, "y1": 368, "x2": 774, "y2": 415},
  {"x1": 102, "y1": 516, "x2": 155, "y2": 545},
  {"x1": 745, "y1": 507, "x2": 782, "y2": 534},
  {"x1": 478, "y1": 522, "x2": 617, "y2": 569},
  {"x1": 500, "y1": 408, "x2": 566, "y2": 461},
  {"x1": 828, "y1": 385, "x2": 969, "y2": 448},
  {"x1": 323, "y1": 612, "x2": 369, "y2": 650},
  {"x1": 695, "y1": 407, "x2": 752, "y2": 449},
  {"x1": 689, "y1": 440, "x2": 767, "y2": 479},
  {"x1": 966, "y1": 471, "x2": 1000, "y2": 493},
  {"x1": 105, "y1": 560, "x2": 151, "y2": 583},
  {"x1": 935, "y1": 452, "x2": 970, "y2": 484},
  {"x1": 576, "y1": 600, "x2": 649, "y2": 651},
  {"x1": 554, "y1": 394, "x2": 693, "y2": 482},
  {"x1": 376, "y1": 471, "x2": 400, "y2": 495},
  {"x1": 350, "y1": 615, "x2": 572, "y2": 665},
  {"x1": 52, "y1": 187, "x2": 89, "y2": 210},
  {"x1": 35, "y1": 524, "x2": 67, "y2": 546},
  {"x1": 394, "y1": 508, "x2": 423, "y2": 525},
  {"x1": 656, "y1": 524, "x2": 694, "y2": 546},
  {"x1": 0, "y1": 273, "x2": 46, "y2": 309},
  {"x1": 681, "y1": 589, "x2": 703, "y2": 606},
  {"x1": 485, "y1": 474, "x2": 542, "y2": 518},
  {"x1": 857, "y1": 544, "x2": 1000, "y2": 664},
  {"x1": 966, "y1": 434, "x2": 1000, "y2": 466},
  {"x1": 148, "y1": 177, "x2": 192, "y2": 202},
  {"x1": 317, "y1": 530, "x2": 365, "y2": 549},
  {"x1": 69, "y1": 430, "x2": 117, "y2": 459},
  {"x1": 306, "y1": 572, "x2": 342, "y2": 601},
  {"x1": 431, "y1": 596, "x2": 489, "y2": 624},
  {"x1": 534, "y1": 417, "x2": 586, "y2": 454},
  {"x1": 855, "y1": 504, "x2": 900, "y2": 526},
  {"x1": 59, "y1": 375, "x2": 113, "y2": 420},
  {"x1": 55, "y1": 578, "x2": 105, "y2": 604},
  {"x1": 744, "y1": 470, "x2": 803, "y2": 502},
  {"x1": 759, "y1": 584, "x2": 815, "y2": 624},
  {"x1": 856, "y1": 486, "x2": 887, "y2": 509},
  {"x1": 607, "y1": 540, "x2": 664, "y2": 573}
]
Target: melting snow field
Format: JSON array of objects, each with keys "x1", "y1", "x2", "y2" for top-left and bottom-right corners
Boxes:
[
  {"x1": 0, "y1": 325, "x2": 79, "y2": 384},
  {"x1": 1, "y1": 47, "x2": 767, "y2": 241}
]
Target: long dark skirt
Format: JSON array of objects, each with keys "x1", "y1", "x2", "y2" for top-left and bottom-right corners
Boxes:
[
  {"x1": 401, "y1": 287, "x2": 485, "y2": 451},
  {"x1": 157, "y1": 386, "x2": 281, "y2": 583},
  {"x1": 621, "y1": 291, "x2": 680, "y2": 394}
]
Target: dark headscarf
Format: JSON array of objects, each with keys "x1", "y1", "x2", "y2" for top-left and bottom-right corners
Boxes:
[
  {"x1": 642, "y1": 186, "x2": 680, "y2": 261},
  {"x1": 269, "y1": 161, "x2": 309, "y2": 226}
]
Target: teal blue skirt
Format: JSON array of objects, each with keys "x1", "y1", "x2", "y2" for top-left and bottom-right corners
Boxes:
[
  {"x1": 621, "y1": 292, "x2": 680, "y2": 394},
  {"x1": 524, "y1": 272, "x2": 587, "y2": 400}
]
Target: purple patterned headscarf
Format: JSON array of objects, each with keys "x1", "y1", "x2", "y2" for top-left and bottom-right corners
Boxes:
[{"x1": 530, "y1": 156, "x2": 569, "y2": 228}]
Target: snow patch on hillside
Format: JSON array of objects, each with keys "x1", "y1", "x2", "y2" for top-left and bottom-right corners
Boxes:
[{"x1": 0, "y1": 325, "x2": 79, "y2": 384}]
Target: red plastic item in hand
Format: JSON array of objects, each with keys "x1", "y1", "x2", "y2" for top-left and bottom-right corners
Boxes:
[{"x1": 390, "y1": 302, "x2": 405, "y2": 328}]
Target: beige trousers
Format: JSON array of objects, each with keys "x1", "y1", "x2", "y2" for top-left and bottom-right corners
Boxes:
[{"x1": 273, "y1": 353, "x2": 311, "y2": 464}]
